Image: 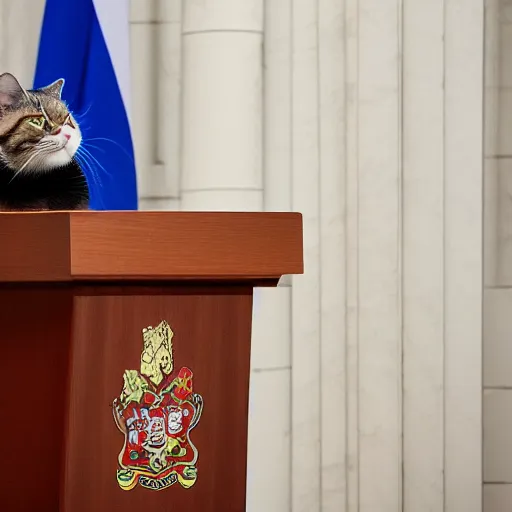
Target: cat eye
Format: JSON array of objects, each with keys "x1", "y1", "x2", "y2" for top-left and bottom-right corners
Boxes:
[{"x1": 26, "y1": 116, "x2": 46, "y2": 129}]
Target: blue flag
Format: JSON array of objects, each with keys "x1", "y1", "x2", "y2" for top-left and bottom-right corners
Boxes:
[{"x1": 34, "y1": 0, "x2": 138, "y2": 210}]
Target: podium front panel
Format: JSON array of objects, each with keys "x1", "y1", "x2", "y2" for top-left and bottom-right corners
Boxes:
[
  {"x1": 62, "y1": 285, "x2": 253, "y2": 512},
  {"x1": 0, "y1": 284, "x2": 253, "y2": 511}
]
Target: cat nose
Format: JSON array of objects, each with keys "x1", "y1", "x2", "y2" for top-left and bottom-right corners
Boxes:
[{"x1": 53, "y1": 127, "x2": 70, "y2": 140}]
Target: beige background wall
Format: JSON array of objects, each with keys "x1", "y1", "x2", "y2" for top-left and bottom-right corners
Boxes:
[{"x1": 0, "y1": 0, "x2": 484, "y2": 510}]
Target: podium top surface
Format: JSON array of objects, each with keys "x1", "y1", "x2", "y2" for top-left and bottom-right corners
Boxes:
[{"x1": 0, "y1": 211, "x2": 303, "y2": 284}]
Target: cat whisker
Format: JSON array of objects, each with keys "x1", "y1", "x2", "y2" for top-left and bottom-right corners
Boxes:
[
  {"x1": 79, "y1": 146, "x2": 111, "y2": 178},
  {"x1": 8, "y1": 150, "x2": 44, "y2": 183},
  {"x1": 71, "y1": 103, "x2": 93, "y2": 120},
  {"x1": 38, "y1": 143, "x2": 58, "y2": 151},
  {"x1": 75, "y1": 150, "x2": 103, "y2": 189},
  {"x1": 75, "y1": 151, "x2": 95, "y2": 179},
  {"x1": 85, "y1": 137, "x2": 134, "y2": 164},
  {"x1": 81, "y1": 142, "x2": 106, "y2": 154},
  {"x1": 75, "y1": 151, "x2": 106, "y2": 209}
]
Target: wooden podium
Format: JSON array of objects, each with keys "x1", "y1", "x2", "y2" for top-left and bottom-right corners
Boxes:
[{"x1": 0, "y1": 211, "x2": 303, "y2": 512}]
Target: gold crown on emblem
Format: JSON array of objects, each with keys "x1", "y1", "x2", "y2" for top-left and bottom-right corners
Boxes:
[{"x1": 140, "y1": 320, "x2": 174, "y2": 386}]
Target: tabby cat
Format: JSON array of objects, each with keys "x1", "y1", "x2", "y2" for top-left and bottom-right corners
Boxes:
[{"x1": 0, "y1": 72, "x2": 88, "y2": 211}]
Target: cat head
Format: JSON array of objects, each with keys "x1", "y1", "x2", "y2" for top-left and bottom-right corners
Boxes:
[{"x1": 0, "y1": 73, "x2": 81, "y2": 173}]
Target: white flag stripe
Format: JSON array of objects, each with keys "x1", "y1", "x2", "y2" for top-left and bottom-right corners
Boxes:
[{"x1": 92, "y1": 0, "x2": 132, "y2": 122}]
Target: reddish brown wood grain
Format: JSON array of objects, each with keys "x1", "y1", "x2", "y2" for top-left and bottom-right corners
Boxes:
[
  {"x1": 0, "y1": 213, "x2": 70, "y2": 282},
  {"x1": 0, "y1": 211, "x2": 303, "y2": 282},
  {"x1": 70, "y1": 211, "x2": 303, "y2": 279},
  {"x1": 62, "y1": 286, "x2": 253, "y2": 512},
  {"x1": 0, "y1": 288, "x2": 73, "y2": 510}
]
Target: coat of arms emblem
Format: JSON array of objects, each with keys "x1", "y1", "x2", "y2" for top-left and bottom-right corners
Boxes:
[{"x1": 112, "y1": 320, "x2": 203, "y2": 491}]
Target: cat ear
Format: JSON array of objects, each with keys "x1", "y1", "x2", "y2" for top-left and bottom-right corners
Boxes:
[
  {"x1": 40, "y1": 78, "x2": 65, "y2": 99},
  {"x1": 0, "y1": 73, "x2": 26, "y2": 109}
]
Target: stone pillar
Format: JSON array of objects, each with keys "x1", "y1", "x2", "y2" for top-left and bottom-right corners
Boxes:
[
  {"x1": 402, "y1": 2, "x2": 444, "y2": 511},
  {"x1": 180, "y1": 1, "x2": 263, "y2": 211}
]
